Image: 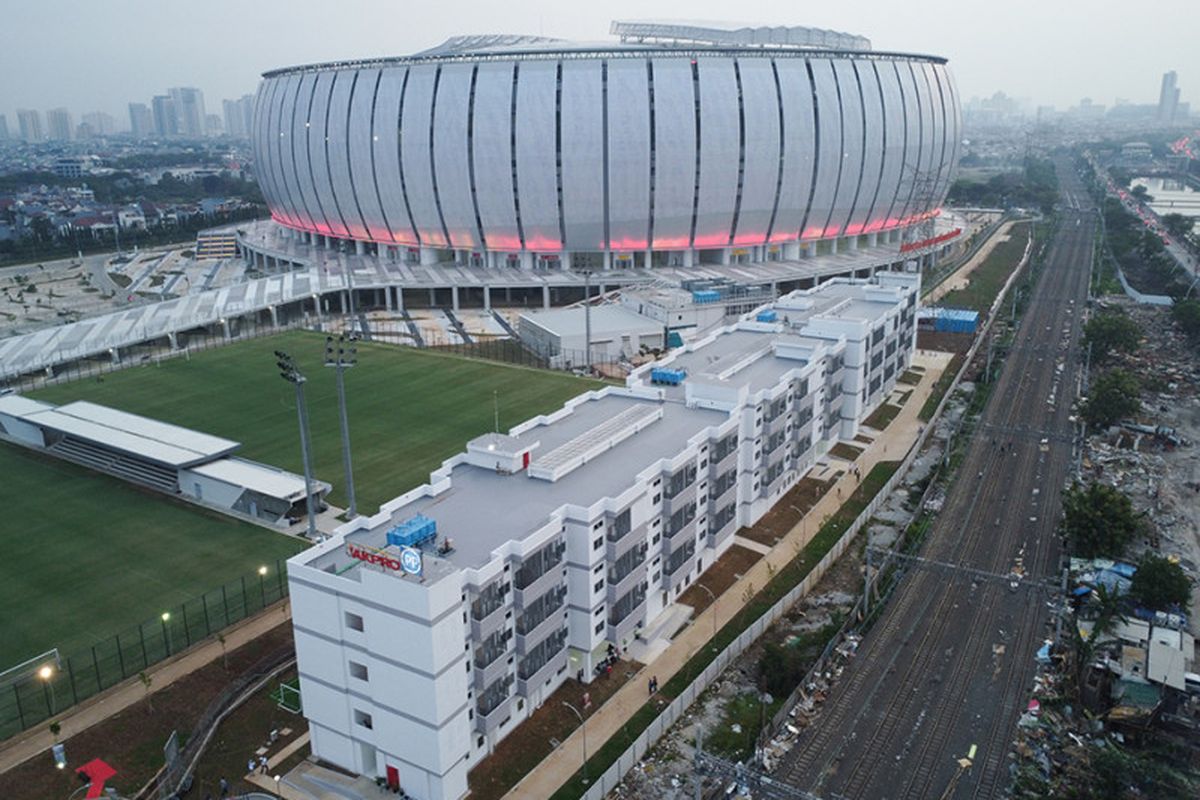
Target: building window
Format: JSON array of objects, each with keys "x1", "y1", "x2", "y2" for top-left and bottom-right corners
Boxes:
[
  {"x1": 594, "y1": 621, "x2": 605, "y2": 635},
  {"x1": 354, "y1": 710, "x2": 373, "y2": 729},
  {"x1": 594, "y1": 606, "x2": 605, "y2": 617},
  {"x1": 477, "y1": 735, "x2": 485, "y2": 747},
  {"x1": 349, "y1": 661, "x2": 369, "y2": 681},
  {"x1": 593, "y1": 536, "x2": 603, "y2": 551},
  {"x1": 594, "y1": 579, "x2": 604, "y2": 593},
  {"x1": 345, "y1": 611, "x2": 364, "y2": 632}
]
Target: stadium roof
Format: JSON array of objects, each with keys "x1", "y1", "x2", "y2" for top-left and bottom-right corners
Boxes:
[
  {"x1": 189, "y1": 457, "x2": 318, "y2": 502},
  {"x1": 18, "y1": 400, "x2": 239, "y2": 468}
]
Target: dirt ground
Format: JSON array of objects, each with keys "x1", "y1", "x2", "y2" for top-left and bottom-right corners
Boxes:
[
  {"x1": 925, "y1": 222, "x2": 1014, "y2": 304},
  {"x1": 917, "y1": 329, "x2": 975, "y2": 355},
  {"x1": 467, "y1": 658, "x2": 642, "y2": 800},
  {"x1": 738, "y1": 474, "x2": 841, "y2": 548},
  {"x1": 0, "y1": 624, "x2": 294, "y2": 800},
  {"x1": 677, "y1": 546, "x2": 765, "y2": 615}
]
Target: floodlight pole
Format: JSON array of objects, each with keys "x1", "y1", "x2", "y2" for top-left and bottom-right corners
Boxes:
[
  {"x1": 582, "y1": 269, "x2": 593, "y2": 372},
  {"x1": 325, "y1": 335, "x2": 358, "y2": 518},
  {"x1": 277, "y1": 351, "x2": 319, "y2": 539}
]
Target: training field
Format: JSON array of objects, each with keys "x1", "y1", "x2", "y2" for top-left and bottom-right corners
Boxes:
[
  {"x1": 3, "y1": 333, "x2": 596, "y2": 663},
  {"x1": 0, "y1": 444, "x2": 305, "y2": 663},
  {"x1": 32, "y1": 331, "x2": 600, "y2": 509}
]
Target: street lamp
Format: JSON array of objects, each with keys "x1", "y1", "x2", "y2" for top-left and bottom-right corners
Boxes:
[
  {"x1": 561, "y1": 700, "x2": 589, "y2": 785},
  {"x1": 324, "y1": 335, "x2": 358, "y2": 518},
  {"x1": 695, "y1": 584, "x2": 718, "y2": 647},
  {"x1": 258, "y1": 565, "x2": 269, "y2": 607},
  {"x1": 275, "y1": 350, "x2": 318, "y2": 540},
  {"x1": 38, "y1": 664, "x2": 56, "y2": 716},
  {"x1": 161, "y1": 612, "x2": 172, "y2": 655}
]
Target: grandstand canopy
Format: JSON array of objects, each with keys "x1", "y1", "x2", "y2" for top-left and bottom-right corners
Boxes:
[{"x1": 17, "y1": 400, "x2": 238, "y2": 468}]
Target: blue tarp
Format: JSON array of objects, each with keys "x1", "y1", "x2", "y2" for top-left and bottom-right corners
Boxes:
[{"x1": 1108, "y1": 562, "x2": 1138, "y2": 579}]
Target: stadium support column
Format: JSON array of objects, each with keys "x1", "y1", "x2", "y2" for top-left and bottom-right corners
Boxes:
[
  {"x1": 483, "y1": 285, "x2": 491, "y2": 311},
  {"x1": 542, "y1": 285, "x2": 550, "y2": 309},
  {"x1": 783, "y1": 242, "x2": 800, "y2": 260},
  {"x1": 451, "y1": 285, "x2": 460, "y2": 311},
  {"x1": 829, "y1": 238, "x2": 839, "y2": 255},
  {"x1": 386, "y1": 287, "x2": 394, "y2": 312},
  {"x1": 167, "y1": 332, "x2": 178, "y2": 350},
  {"x1": 681, "y1": 248, "x2": 694, "y2": 268},
  {"x1": 867, "y1": 232, "x2": 878, "y2": 247},
  {"x1": 269, "y1": 306, "x2": 279, "y2": 328},
  {"x1": 846, "y1": 236, "x2": 858, "y2": 251},
  {"x1": 355, "y1": 240, "x2": 365, "y2": 256},
  {"x1": 420, "y1": 248, "x2": 439, "y2": 266}
]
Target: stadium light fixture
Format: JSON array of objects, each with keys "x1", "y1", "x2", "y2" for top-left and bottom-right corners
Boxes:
[
  {"x1": 324, "y1": 334, "x2": 359, "y2": 518},
  {"x1": 274, "y1": 350, "x2": 319, "y2": 539},
  {"x1": 38, "y1": 665, "x2": 53, "y2": 681},
  {"x1": 259, "y1": 565, "x2": 268, "y2": 576}
]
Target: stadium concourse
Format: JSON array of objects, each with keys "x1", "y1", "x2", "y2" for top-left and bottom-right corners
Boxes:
[{"x1": 0, "y1": 212, "x2": 964, "y2": 388}]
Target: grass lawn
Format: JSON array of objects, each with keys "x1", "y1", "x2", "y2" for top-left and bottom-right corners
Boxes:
[
  {"x1": 32, "y1": 330, "x2": 601, "y2": 511},
  {"x1": 0, "y1": 445, "x2": 304, "y2": 664},
  {"x1": 936, "y1": 223, "x2": 1030, "y2": 313}
]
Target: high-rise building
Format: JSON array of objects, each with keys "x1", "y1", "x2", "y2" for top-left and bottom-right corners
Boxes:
[
  {"x1": 169, "y1": 87, "x2": 206, "y2": 137},
  {"x1": 1158, "y1": 71, "x2": 1180, "y2": 123},
  {"x1": 222, "y1": 94, "x2": 255, "y2": 139},
  {"x1": 205, "y1": 113, "x2": 224, "y2": 137},
  {"x1": 17, "y1": 109, "x2": 44, "y2": 142},
  {"x1": 81, "y1": 111, "x2": 116, "y2": 137},
  {"x1": 0, "y1": 114, "x2": 9, "y2": 141},
  {"x1": 129, "y1": 103, "x2": 154, "y2": 139},
  {"x1": 152, "y1": 94, "x2": 177, "y2": 136},
  {"x1": 46, "y1": 107, "x2": 74, "y2": 141}
]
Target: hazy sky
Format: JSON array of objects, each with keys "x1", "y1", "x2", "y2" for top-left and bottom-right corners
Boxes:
[{"x1": 1, "y1": 0, "x2": 1196, "y2": 124}]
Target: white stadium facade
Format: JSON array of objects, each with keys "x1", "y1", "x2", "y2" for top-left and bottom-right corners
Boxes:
[{"x1": 250, "y1": 20, "x2": 961, "y2": 271}]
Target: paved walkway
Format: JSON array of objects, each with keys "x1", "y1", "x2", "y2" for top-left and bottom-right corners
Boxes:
[
  {"x1": 0, "y1": 602, "x2": 293, "y2": 776},
  {"x1": 501, "y1": 349, "x2": 953, "y2": 799}
]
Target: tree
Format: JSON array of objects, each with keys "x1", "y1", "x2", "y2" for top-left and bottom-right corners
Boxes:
[
  {"x1": 1082, "y1": 312, "x2": 1141, "y2": 363},
  {"x1": 1162, "y1": 212, "x2": 1195, "y2": 240},
  {"x1": 1171, "y1": 299, "x2": 1200, "y2": 341},
  {"x1": 1129, "y1": 554, "x2": 1192, "y2": 611},
  {"x1": 1069, "y1": 584, "x2": 1126, "y2": 700},
  {"x1": 1081, "y1": 368, "x2": 1140, "y2": 429},
  {"x1": 1061, "y1": 482, "x2": 1143, "y2": 559},
  {"x1": 138, "y1": 671, "x2": 153, "y2": 713}
]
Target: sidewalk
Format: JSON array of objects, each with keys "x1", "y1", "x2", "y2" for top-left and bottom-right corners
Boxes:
[
  {"x1": 0, "y1": 601, "x2": 293, "y2": 776},
  {"x1": 501, "y1": 351, "x2": 952, "y2": 799}
]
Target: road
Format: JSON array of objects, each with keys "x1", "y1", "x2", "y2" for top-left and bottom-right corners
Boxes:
[{"x1": 775, "y1": 161, "x2": 1094, "y2": 800}]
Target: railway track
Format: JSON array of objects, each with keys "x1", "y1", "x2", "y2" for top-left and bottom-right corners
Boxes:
[{"x1": 776, "y1": 162, "x2": 1095, "y2": 800}]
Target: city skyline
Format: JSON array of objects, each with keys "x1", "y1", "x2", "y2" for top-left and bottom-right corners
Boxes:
[{"x1": 0, "y1": 0, "x2": 1196, "y2": 127}]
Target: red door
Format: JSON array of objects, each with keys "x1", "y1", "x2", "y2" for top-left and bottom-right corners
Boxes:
[{"x1": 386, "y1": 765, "x2": 400, "y2": 791}]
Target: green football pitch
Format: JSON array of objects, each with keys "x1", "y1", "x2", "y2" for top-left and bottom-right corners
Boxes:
[{"x1": 4, "y1": 332, "x2": 598, "y2": 664}]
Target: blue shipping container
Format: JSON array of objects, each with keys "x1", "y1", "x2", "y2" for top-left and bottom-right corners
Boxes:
[{"x1": 756, "y1": 310, "x2": 778, "y2": 323}]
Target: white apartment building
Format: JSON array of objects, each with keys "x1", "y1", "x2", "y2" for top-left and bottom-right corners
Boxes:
[{"x1": 286, "y1": 273, "x2": 920, "y2": 799}]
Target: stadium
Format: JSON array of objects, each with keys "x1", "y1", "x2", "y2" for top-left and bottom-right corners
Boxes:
[{"x1": 248, "y1": 20, "x2": 960, "y2": 272}]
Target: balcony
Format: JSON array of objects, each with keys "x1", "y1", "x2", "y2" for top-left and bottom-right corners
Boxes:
[
  {"x1": 470, "y1": 600, "x2": 508, "y2": 641},
  {"x1": 516, "y1": 643, "x2": 568, "y2": 697},
  {"x1": 472, "y1": 650, "x2": 511, "y2": 692},
  {"x1": 607, "y1": 560, "x2": 648, "y2": 601},
  {"x1": 512, "y1": 565, "x2": 565, "y2": 609},
  {"x1": 516, "y1": 605, "x2": 566, "y2": 655},
  {"x1": 474, "y1": 692, "x2": 513, "y2": 734},
  {"x1": 606, "y1": 523, "x2": 646, "y2": 560}
]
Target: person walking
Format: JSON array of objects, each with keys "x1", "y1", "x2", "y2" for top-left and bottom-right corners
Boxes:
[
  {"x1": 247, "y1": 757, "x2": 256, "y2": 775},
  {"x1": 219, "y1": 776, "x2": 229, "y2": 798},
  {"x1": 259, "y1": 754, "x2": 269, "y2": 774}
]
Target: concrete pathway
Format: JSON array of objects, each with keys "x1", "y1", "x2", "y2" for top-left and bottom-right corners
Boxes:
[
  {"x1": 500, "y1": 349, "x2": 953, "y2": 799},
  {"x1": 0, "y1": 602, "x2": 293, "y2": 776}
]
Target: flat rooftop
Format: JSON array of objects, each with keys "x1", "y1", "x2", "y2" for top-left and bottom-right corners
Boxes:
[
  {"x1": 521, "y1": 306, "x2": 663, "y2": 338},
  {"x1": 309, "y1": 392, "x2": 727, "y2": 573}
]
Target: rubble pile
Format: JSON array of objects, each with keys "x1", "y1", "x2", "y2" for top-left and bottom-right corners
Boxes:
[{"x1": 1081, "y1": 300, "x2": 1200, "y2": 629}]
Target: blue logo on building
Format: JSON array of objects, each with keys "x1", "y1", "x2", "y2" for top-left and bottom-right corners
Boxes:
[{"x1": 400, "y1": 547, "x2": 422, "y2": 575}]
